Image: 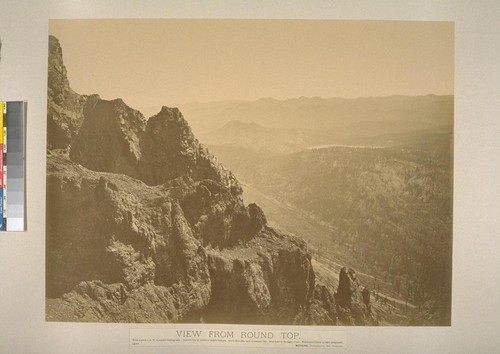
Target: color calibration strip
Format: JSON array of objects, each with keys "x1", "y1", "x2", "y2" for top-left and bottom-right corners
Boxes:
[
  {"x1": 0, "y1": 101, "x2": 4, "y2": 230},
  {"x1": 0, "y1": 101, "x2": 26, "y2": 231}
]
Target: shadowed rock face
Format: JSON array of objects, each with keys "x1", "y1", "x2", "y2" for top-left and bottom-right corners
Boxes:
[
  {"x1": 47, "y1": 36, "x2": 96, "y2": 149},
  {"x1": 335, "y1": 267, "x2": 375, "y2": 325},
  {"x1": 336, "y1": 267, "x2": 361, "y2": 309},
  {"x1": 46, "y1": 35, "x2": 347, "y2": 324},
  {"x1": 69, "y1": 98, "x2": 146, "y2": 179}
]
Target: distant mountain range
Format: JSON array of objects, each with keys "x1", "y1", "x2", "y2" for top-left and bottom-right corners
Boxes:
[
  {"x1": 175, "y1": 95, "x2": 452, "y2": 134},
  {"x1": 135, "y1": 95, "x2": 453, "y2": 154},
  {"x1": 138, "y1": 95, "x2": 453, "y2": 131}
]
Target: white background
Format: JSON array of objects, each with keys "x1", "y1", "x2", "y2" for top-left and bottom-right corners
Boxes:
[{"x1": 0, "y1": 1, "x2": 499, "y2": 353}]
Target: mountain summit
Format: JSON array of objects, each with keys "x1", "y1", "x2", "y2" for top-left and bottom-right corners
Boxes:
[{"x1": 46, "y1": 35, "x2": 374, "y2": 325}]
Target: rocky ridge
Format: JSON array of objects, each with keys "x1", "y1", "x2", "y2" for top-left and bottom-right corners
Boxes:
[{"x1": 46, "y1": 35, "x2": 373, "y2": 325}]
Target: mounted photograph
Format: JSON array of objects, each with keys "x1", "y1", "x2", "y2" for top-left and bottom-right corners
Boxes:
[{"x1": 46, "y1": 19, "x2": 453, "y2": 326}]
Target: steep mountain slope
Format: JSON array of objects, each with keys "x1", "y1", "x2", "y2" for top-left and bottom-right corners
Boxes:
[
  {"x1": 46, "y1": 35, "x2": 374, "y2": 325},
  {"x1": 211, "y1": 143, "x2": 452, "y2": 312}
]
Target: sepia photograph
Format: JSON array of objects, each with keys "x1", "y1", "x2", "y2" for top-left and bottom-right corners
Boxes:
[{"x1": 46, "y1": 19, "x2": 453, "y2": 326}]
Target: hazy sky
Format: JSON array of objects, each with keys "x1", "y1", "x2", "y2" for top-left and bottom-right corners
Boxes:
[{"x1": 49, "y1": 19, "x2": 454, "y2": 107}]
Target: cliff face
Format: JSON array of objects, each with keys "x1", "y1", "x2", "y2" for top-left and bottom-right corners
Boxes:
[
  {"x1": 46, "y1": 35, "x2": 368, "y2": 325},
  {"x1": 47, "y1": 36, "x2": 97, "y2": 149}
]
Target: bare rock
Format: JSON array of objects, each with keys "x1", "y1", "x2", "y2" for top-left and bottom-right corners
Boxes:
[
  {"x1": 70, "y1": 99, "x2": 146, "y2": 179},
  {"x1": 46, "y1": 34, "x2": 344, "y2": 325},
  {"x1": 335, "y1": 267, "x2": 376, "y2": 325},
  {"x1": 203, "y1": 230, "x2": 315, "y2": 324}
]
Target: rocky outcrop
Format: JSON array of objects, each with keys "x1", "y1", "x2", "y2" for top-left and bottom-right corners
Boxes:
[
  {"x1": 48, "y1": 36, "x2": 238, "y2": 192},
  {"x1": 47, "y1": 36, "x2": 99, "y2": 149},
  {"x1": 306, "y1": 283, "x2": 338, "y2": 325},
  {"x1": 46, "y1": 148, "x2": 246, "y2": 322},
  {"x1": 46, "y1": 35, "x2": 362, "y2": 324},
  {"x1": 203, "y1": 230, "x2": 315, "y2": 324},
  {"x1": 335, "y1": 267, "x2": 375, "y2": 325},
  {"x1": 141, "y1": 107, "x2": 240, "y2": 192},
  {"x1": 69, "y1": 98, "x2": 146, "y2": 179}
]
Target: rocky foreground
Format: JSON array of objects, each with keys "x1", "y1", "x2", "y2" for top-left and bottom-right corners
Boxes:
[{"x1": 46, "y1": 35, "x2": 375, "y2": 325}]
